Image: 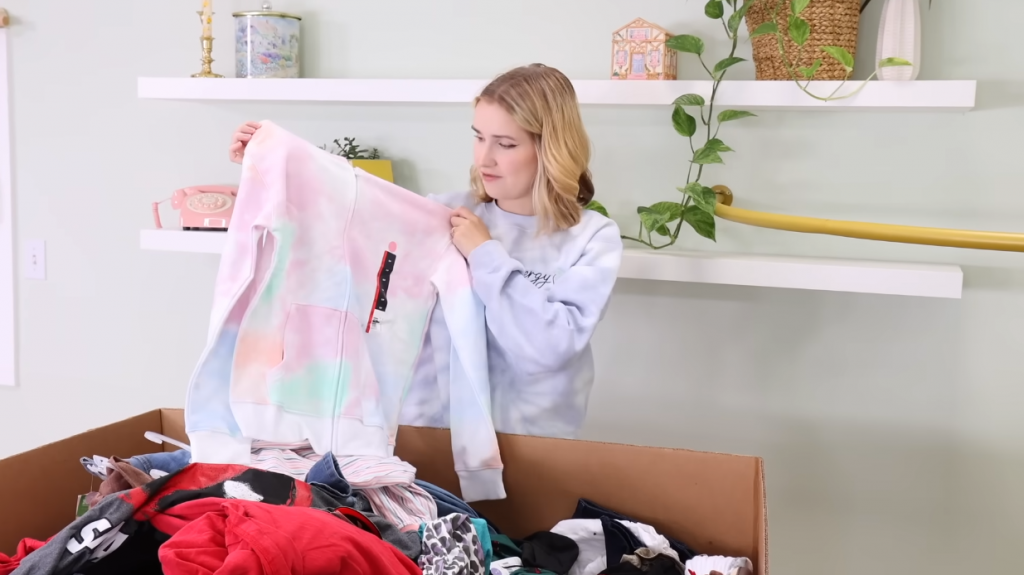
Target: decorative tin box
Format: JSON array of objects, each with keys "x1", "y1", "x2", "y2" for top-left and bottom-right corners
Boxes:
[{"x1": 233, "y1": 2, "x2": 301, "y2": 79}]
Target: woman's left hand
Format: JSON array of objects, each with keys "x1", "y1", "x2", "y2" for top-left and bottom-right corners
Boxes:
[{"x1": 450, "y1": 207, "x2": 492, "y2": 258}]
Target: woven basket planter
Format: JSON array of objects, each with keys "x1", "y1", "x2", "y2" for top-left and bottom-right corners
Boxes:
[{"x1": 745, "y1": 0, "x2": 862, "y2": 80}]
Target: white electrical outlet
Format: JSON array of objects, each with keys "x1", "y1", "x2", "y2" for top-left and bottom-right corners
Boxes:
[{"x1": 23, "y1": 240, "x2": 45, "y2": 280}]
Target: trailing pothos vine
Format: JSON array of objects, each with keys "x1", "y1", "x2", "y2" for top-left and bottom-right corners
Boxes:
[
  {"x1": 585, "y1": 0, "x2": 916, "y2": 249},
  {"x1": 587, "y1": 0, "x2": 756, "y2": 248}
]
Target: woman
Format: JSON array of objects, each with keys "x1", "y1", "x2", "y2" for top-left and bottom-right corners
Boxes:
[{"x1": 228, "y1": 64, "x2": 623, "y2": 439}]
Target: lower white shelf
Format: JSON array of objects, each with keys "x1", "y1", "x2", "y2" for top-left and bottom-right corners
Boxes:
[
  {"x1": 140, "y1": 229, "x2": 964, "y2": 299},
  {"x1": 617, "y1": 248, "x2": 962, "y2": 299},
  {"x1": 141, "y1": 229, "x2": 227, "y2": 254}
]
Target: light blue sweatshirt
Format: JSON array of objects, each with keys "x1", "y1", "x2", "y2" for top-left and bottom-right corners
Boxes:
[{"x1": 399, "y1": 191, "x2": 623, "y2": 439}]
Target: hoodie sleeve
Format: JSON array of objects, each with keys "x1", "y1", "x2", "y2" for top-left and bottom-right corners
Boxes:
[
  {"x1": 466, "y1": 218, "x2": 622, "y2": 377},
  {"x1": 431, "y1": 243, "x2": 507, "y2": 502},
  {"x1": 186, "y1": 130, "x2": 279, "y2": 466}
]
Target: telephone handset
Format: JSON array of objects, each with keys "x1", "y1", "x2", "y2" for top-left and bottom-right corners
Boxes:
[{"x1": 152, "y1": 185, "x2": 239, "y2": 231}]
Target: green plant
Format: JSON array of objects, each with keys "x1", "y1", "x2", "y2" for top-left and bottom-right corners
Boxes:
[
  {"x1": 749, "y1": 0, "x2": 917, "y2": 101},
  {"x1": 320, "y1": 136, "x2": 381, "y2": 159},
  {"x1": 584, "y1": 0, "x2": 922, "y2": 248},
  {"x1": 587, "y1": 0, "x2": 757, "y2": 248}
]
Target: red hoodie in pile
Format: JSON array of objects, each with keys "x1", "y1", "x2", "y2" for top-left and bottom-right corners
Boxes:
[{"x1": 158, "y1": 499, "x2": 420, "y2": 575}]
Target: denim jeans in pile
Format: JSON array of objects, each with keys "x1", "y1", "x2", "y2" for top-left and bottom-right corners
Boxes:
[
  {"x1": 304, "y1": 452, "x2": 361, "y2": 509},
  {"x1": 415, "y1": 479, "x2": 502, "y2": 534},
  {"x1": 127, "y1": 449, "x2": 193, "y2": 476}
]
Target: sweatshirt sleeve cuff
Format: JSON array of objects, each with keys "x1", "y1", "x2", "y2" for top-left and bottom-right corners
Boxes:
[
  {"x1": 457, "y1": 467, "x2": 507, "y2": 502},
  {"x1": 467, "y1": 239, "x2": 512, "y2": 276}
]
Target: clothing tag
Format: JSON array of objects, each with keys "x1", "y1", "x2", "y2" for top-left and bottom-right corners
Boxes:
[
  {"x1": 490, "y1": 556, "x2": 523, "y2": 575},
  {"x1": 92, "y1": 455, "x2": 110, "y2": 468},
  {"x1": 366, "y1": 243, "x2": 398, "y2": 334},
  {"x1": 75, "y1": 493, "x2": 94, "y2": 517},
  {"x1": 370, "y1": 316, "x2": 386, "y2": 332},
  {"x1": 80, "y1": 457, "x2": 107, "y2": 480}
]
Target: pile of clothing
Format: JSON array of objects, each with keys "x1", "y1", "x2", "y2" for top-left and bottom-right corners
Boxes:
[
  {"x1": 0, "y1": 122, "x2": 755, "y2": 574},
  {"x1": 0, "y1": 444, "x2": 753, "y2": 575}
]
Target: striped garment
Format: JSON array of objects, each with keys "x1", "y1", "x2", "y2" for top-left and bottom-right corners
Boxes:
[
  {"x1": 250, "y1": 440, "x2": 323, "y2": 478},
  {"x1": 249, "y1": 442, "x2": 437, "y2": 529},
  {"x1": 334, "y1": 456, "x2": 438, "y2": 529}
]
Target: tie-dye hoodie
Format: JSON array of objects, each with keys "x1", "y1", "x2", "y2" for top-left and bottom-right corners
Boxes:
[{"x1": 184, "y1": 121, "x2": 505, "y2": 502}]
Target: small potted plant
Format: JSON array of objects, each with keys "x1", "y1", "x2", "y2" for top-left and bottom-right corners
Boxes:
[{"x1": 320, "y1": 137, "x2": 394, "y2": 183}]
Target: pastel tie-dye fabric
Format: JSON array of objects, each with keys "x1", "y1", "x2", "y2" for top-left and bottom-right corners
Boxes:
[
  {"x1": 401, "y1": 190, "x2": 623, "y2": 440},
  {"x1": 184, "y1": 120, "x2": 505, "y2": 502}
]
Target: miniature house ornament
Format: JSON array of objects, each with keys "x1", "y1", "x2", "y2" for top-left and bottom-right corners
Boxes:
[{"x1": 611, "y1": 17, "x2": 677, "y2": 80}]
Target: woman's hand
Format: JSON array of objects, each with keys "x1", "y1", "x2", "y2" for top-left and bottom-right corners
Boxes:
[
  {"x1": 450, "y1": 207, "x2": 492, "y2": 258},
  {"x1": 229, "y1": 121, "x2": 262, "y2": 164}
]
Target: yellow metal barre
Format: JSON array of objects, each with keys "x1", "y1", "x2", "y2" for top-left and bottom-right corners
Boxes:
[{"x1": 710, "y1": 185, "x2": 1024, "y2": 253}]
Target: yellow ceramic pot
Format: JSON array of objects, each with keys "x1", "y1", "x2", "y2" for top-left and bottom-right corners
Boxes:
[{"x1": 351, "y1": 159, "x2": 394, "y2": 183}]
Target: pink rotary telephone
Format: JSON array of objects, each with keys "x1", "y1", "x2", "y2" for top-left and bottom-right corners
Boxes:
[{"x1": 152, "y1": 185, "x2": 238, "y2": 231}]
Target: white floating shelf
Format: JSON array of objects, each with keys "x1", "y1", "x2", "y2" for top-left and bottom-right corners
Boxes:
[
  {"x1": 140, "y1": 230, "x2": 963, "y2": 299},
  {"x1": 618, "y1": 248, "x2": 962, "y2": 299},
  {"x1": 141, "y1": 229, "x2": 226, "y2": 254},
  {"x1": 137, "y1": 78, "x2": 976, "y2": 112}
]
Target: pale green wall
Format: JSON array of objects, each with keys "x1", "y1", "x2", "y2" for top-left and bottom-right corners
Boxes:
[{"x1": 1, "y1": 1, "x2": 1021, "y2": 573}]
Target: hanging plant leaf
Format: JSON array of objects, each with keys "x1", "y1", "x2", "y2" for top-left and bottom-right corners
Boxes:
[
  {"x1": 667, "y1": 34, "x2": 705, "y2": 55},
  {"x1": 672, "y1": 106, "x2": 697, "y2": 138},
  {"x1": 692, "y1": 146, "x2": 725, "y2": 165},
  {"x1": 717, "y1": 110, "x2": 757, "y2": 123},
  {"x1": 684, "y1": 207, "x2": 717, "y2": 241},
  {"x1": 821, "y1": 46, "x2": 855, "y2": 71},
  {"x1": 648, "y1": 201, "x2": 684, "y2": 222},
  {"x1": 788, "y1": 16, "x2": 811, "y2": 46},
  {"x1": 713, "y1": 56, "x2": 747, "y2": 77},
  {"x1": 673, "y1": 94, "x2": 707, "y2": 107},
  {"x1": 750, "y1": 22, "x2": 779, "y2": 38},
  {"x1": 704, "y1": 138, "x2": 734, "y2": 152},
  {"x1": 679, "y1": 183, "x2": 719, "y2": 215},
  {"x1": 705, "y1": 0, "x2": 725, "y2": 19},
  {"x1": 879, "y1": 57, "x2": 913, "y2": 68},
  {"x1": 798, "y1": 58, "x2": 823, "y2": 78},
  {"x1": 727, "y1": 0, "x2": 753, "y2": 36},
  {"x1": 639, "y1": 210, "x2": 672, "y2": 234}
]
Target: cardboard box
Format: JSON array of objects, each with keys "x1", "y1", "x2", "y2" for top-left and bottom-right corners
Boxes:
[{"x1": 0, "y1": 409, "x2": 769, "y2": 573}]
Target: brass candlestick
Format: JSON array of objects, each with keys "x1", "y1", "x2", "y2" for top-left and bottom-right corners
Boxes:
[{"x1": 191, "y1": 11, "x2": 224, "y2": 78}]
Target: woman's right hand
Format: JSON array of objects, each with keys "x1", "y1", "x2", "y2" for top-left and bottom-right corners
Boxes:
[{"x1": 229, "y1": 121, "x2": 262, "y2": 164}]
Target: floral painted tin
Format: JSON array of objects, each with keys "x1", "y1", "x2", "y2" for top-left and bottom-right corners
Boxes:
[{"x1": 233, "y1": 3, "x2": 302, "y2": 79}]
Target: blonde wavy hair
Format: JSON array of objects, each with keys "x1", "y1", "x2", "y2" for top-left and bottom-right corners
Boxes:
[{"x1": 470, "y1": 63, "x2": 595, "y2": 233}]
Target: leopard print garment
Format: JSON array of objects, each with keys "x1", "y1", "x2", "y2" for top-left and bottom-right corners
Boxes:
[{"x1": 419, "y1": 513, "x2": 487, "y2": 575}]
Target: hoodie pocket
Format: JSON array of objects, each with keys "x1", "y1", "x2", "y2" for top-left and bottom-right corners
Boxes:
[{"x1": 267, "y1": 303, "x2": 381, "y2": 423}]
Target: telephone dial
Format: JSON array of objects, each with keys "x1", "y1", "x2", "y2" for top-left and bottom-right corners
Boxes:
[{"x1": 152, "y1": 185, "x2": 238, "y2": 231}]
